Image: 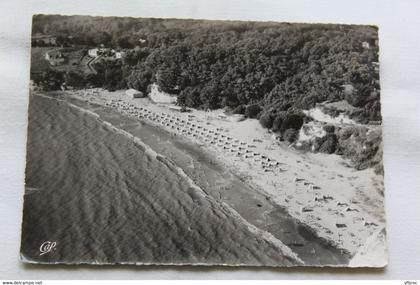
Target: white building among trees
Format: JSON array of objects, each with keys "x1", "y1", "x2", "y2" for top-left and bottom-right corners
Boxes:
[{"x1": 126, "y1": 88, "x2": 144, "y2": 98}]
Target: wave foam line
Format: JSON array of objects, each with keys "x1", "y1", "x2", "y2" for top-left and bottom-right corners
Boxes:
[{"x1": 36, "y1": 93, "x2": 303, "y2": 265}]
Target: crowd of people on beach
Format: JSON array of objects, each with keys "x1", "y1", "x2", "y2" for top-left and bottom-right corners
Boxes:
[
  {"x1": 81, "y1": 94, "x2": 368, "y2": 201},
  {"x1": 106, "y1": 99, "x2": 284, "y2": 173},
  {"x1": 107, "y1": 99, "x2": 381, "y2": 225},
  {"x1": 65, "y1": 92, "x2": 384, "y2": 245}
]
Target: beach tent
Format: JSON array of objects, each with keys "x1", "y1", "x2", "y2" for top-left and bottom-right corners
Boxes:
[{"x1": 126, "y1": 88, "x2": 145, "y2": 99}]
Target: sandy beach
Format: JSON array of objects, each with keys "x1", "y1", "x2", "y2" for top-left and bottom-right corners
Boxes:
[
  {"x1": 60, "y1": 88, "x2": 387, "y2": 266},
  {"x1": 22, "y1": 92, "x2": 305, "y2": 266},
  {"x1": 21, "y1": 85, "x2": 387, "y2": 266}
]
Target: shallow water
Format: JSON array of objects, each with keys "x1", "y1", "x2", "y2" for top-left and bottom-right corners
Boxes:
[
  {"x1": 87, "y1": 102, "x2": 350, "y2": 266},
  {"x1": 21, "y1": 94, "x2": 298, "y2": 266},
  {"x1": 21, "y1": 93, "x2": 350, "y2": 266}
]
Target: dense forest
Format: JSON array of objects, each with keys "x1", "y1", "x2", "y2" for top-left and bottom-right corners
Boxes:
[{"x1": 31, "y1": 15, "x2": 382, "y2": 172}]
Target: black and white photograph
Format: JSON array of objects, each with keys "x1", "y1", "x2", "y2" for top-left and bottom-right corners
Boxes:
[{"x1": 21, "y1": 14, "x2": 386, "y2": 267}]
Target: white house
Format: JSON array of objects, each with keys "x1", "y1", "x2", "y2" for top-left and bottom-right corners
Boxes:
[
  {"x1": 88, "y1": 48, "x2": 98, "y2": 57},
  {"x1": 126, "y1": 88, "x2": 144, "y2": 98}
]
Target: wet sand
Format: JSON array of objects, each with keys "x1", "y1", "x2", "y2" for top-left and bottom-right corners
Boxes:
[
  {"x1": 21, "y1": 93, "x2": 300, "y2": 266},
  {"x1": 67, "y1": 95, "x2": 350, "y2": 266},
  {"x1": 75, "y1": 88, "x2": 385, "y2": 262}
]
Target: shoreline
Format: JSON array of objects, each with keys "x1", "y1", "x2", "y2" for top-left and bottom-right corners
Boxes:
[
  {"x1": 43, "y1": 89, "x2": 386, "y2": 266},
  {"x1": 34, "y1": 92, "x2": 350, "y2": 265},
  {"x1": 21, "y1": 95, "x2": 303, "y2": 267}
]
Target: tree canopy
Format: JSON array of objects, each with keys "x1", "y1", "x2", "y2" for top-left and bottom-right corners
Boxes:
[{"x1": 32, "y1": 15, "x2": 381, "y2": 125}]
